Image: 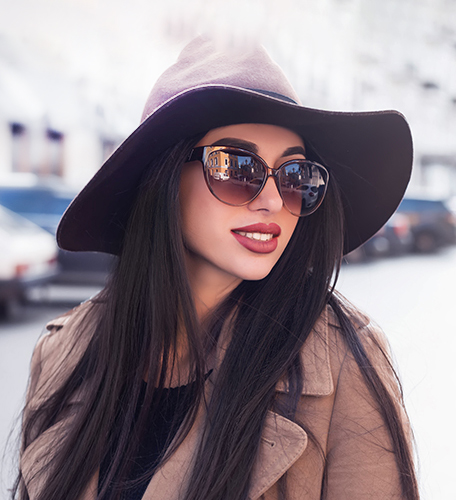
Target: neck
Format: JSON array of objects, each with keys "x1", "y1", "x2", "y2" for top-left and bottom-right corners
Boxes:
[
  {"x1": 184, "y1": 252, "x2": 242, "y2": 319},
  {"x1": 145, "y1": 253, "x2": 238, "y2": 386}
]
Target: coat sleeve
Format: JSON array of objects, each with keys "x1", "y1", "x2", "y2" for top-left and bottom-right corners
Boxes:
[
  {"x1": 18, "y1": 330, "x2": 53, "y2": 498},
  {"x1": 19, "y1": 303, "x2": 94, "y2": 499},
  {"x1": 321, "y1": 321, "x2": 412, "y2": 499}
]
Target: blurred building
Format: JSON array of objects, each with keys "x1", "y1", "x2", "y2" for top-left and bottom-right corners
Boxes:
[
  {"x1": 0, "y1": 36, "x2": 130, "y2": 188},
  {"x1": 0, "y1": 0, "x2": 455, "y2": 196},
  {"x1": 260, "y1": 0, "x2": 456, "y2": 198}
]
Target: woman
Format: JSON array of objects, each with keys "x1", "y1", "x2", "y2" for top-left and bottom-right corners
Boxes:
[{"x1": 14, "y1": 37, "x2": 419, "y2": 500}]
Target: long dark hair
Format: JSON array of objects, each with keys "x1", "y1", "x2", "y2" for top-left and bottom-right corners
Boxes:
[{"x1": 14, "y1": 134, "x2": 419, "y2": 500}]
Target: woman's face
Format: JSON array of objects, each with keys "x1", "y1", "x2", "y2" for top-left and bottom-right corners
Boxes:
[{"x1": 180, "y1": 123, "x2": 303, "y2": 299}]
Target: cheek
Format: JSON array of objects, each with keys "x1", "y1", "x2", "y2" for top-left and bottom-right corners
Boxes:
[
  {"x1": 180, "y1": 163, "x2": 206, "y2": 209},
  {"x1": 180, "y1": 163, "x2": 209, "y2": 220},
  {"x1": 279, "y1": 214, "x2": 300, "y2": 250}
]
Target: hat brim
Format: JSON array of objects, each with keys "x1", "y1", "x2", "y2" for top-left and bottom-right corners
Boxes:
[{"x1": 57, "y1": 85, "x2": 413, "y2": 255}]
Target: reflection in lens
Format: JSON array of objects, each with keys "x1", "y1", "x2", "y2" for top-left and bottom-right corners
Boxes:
[
  {"x1": 280, "y1": 162, "x2": 326, "y2": 216},
  {"x1": 203, "y1": 149, "x2": 328, "y2": 216},
  {"x1": 206, "y1": 151, "x2": 265, "y2": 205}
]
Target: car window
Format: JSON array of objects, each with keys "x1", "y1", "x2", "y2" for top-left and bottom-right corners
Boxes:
[{"x1": 399, "y1": 198, "x2": 447, "y2": 213}]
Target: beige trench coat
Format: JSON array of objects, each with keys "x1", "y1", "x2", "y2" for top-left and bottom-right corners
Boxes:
[{"x1": 20, "y1": 299, "x2": 410, "y2": 499}]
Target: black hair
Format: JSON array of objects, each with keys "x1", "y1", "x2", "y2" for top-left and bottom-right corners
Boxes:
[{"x1": 13, "y1": 134, "x2": 418, "y2": 500}]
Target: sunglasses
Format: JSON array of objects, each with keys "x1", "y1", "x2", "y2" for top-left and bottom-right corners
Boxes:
[{"x1": 187, "y1": 146, "x2": 329, "y2": 217}]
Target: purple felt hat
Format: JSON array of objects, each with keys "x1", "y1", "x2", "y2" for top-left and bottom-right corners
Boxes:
[{"x1": 57, "y1": 36, "x2": 413, "y2": 255}]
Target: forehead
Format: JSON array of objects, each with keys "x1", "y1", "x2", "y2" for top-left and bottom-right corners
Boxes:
[{"x1": 196, "y1": 123, "x2": 305, "y2": 153}]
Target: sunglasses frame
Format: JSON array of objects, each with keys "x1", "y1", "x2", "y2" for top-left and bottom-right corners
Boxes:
[{"x1": 187, "y1": 145, "x2": 329, "y2": 217}]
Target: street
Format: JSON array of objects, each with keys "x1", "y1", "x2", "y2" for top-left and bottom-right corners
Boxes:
[{"x1": 1, "y1": 248, "x2": 455, "y2": 499}]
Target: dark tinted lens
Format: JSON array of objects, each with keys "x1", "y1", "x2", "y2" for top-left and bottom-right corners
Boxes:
[
  {"x1": 279, "y1": 162, "x2": 327, "y2": 216},
  {"x1": 205, "y1": 150, "x2": 265, "y2": 205}
]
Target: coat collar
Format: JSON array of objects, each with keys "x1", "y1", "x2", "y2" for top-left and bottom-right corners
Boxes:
[
  {"x1": 276, "y1": 306, "x2": 334, "y2": 397},
  {"x1": 43, "y1": 300, "x2": 334, "y2": 398},
  {"x1": 21, "y1": 302, "x2": 334, "y2": 500}
]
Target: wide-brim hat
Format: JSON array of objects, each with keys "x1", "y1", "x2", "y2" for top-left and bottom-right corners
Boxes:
[{"x1": 57, "y1": 36, "x2": 413, "y2": 256}]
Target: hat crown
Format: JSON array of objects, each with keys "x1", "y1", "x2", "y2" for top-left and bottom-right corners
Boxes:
[{"x1": 141, "y1": 36, "x2": 301, "y2": 122}]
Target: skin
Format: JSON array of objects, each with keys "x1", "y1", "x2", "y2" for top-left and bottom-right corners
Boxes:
[{"x1": 180, "y1": 123, "x2": 305, "y2": 318}]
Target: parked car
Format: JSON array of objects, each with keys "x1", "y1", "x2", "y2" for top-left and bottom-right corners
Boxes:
[
  {"x1": 363, "y1": 212, "x2": 413, "y2": 257},
  {"x1": 0, "y1": 205, "x2": 59, "y2": 317},
  {"x1": 396, "y1": 197, "x2": 456, "y2": 252},
  {"x1": 0, "y1": 174, "x2": 115, "y2": 284},
  {"x1": 346, "y1": 211, "x2": 413, "y2": 262}
]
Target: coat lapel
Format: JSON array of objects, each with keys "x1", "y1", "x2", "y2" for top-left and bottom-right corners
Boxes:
[
  {"x1": 141, "y1": 309, "x2": 334, "y2": 500},
  {"x1": 20, "y1": 304, "x2": 334, "y2": 500},
  {"x1": 248, "y1": 412, "x2": 308, "y2": 500},
  {"x1": 276, "y1": 305, "x2": 334, "y2": 397},
  {"x1": 140, "y1": 407, "x2": 308, "y2": 500}
]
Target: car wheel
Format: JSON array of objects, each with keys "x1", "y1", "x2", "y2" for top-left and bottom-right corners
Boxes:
[{"x1": 414, "y1": 231, "x2": 437, "y2": 253}]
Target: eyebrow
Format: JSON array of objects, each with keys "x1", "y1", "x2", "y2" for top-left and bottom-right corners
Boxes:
[
  {"x1": 210, "y1": 138, "x2": 258, "y2": 153},
  {"x1": 282, "y1": 146, "x2": 306, "y2": 157},
  {"x1": 210, "y1": 138, "x2": 306, "y2": 158}
]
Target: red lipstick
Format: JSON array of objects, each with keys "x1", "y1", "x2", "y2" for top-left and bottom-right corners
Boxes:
[{"x1": 231, "y1": 223, "x2": 281, "y2": 254}]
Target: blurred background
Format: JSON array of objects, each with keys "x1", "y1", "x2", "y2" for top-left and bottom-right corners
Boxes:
[{"x1": 0, "y1": 0, "x2": 455, "y2": 498}]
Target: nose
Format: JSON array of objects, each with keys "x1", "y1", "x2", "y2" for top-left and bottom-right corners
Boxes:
[{"x1": 247, "y1": 175, "x2": 283, "y2": 214}]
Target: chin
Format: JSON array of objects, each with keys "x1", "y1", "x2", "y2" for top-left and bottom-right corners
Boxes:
[{"x1": 235, "y1": 264, "x2": 276, "y2": 282}]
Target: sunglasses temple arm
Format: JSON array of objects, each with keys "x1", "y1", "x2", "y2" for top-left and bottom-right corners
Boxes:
[{"x1": 187, "y1": 147, "x2": 204, "y2": 163}]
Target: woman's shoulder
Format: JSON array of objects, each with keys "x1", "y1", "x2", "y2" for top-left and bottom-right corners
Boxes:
[
  {"x1": 325, "y1": 300, "x2": 392, "y2": 359},
  {"x1": 326, "y1": 300, "x2": 396, "y2": 381},
  {"x1": 27, "y1": 298, "x2": 102, "y2": 404},
  {"x1": 41, "y1": 297, "x2": 100, "y2": 355},
  {"x1": 279, "y1": 301, "x2": 397, "y2": 399},
  {"x1": 327, "y1": 299, "x2": 397, "y2": 380},
  {"x1": 324, "y1": 300, "x2": 406, "y2": 420}
]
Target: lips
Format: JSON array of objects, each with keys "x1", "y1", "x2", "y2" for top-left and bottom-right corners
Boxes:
[{"x1": 231, "y1": 223, "x2": 281, "y2": 253}]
